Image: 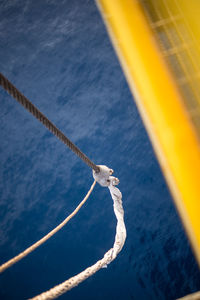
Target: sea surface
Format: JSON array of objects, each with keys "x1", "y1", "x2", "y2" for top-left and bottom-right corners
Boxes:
[{"x1": 0, "y1": 1, "x2": 199, "y2": 299}]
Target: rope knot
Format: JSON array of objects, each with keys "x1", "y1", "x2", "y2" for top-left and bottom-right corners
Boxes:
[{"x1": 93, "y1": 165, "x2": 114, "y2": 187}]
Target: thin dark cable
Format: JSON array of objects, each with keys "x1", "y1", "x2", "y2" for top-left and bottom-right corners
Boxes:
[{"x1": 0, "y1": 72, "x2": 100, "y2": 173}]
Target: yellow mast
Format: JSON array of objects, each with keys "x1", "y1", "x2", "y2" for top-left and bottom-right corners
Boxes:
[{"x1": 96, "y1": 0, "x2": 200, "y2": 266}]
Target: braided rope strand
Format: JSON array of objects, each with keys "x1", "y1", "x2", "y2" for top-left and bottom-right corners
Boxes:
[
  {"x1": 30, "y1": 253, "x2": 111, "y2": 300},
  {"x1": 0, "y1": 73, "x2": 99, "y2": 173}
]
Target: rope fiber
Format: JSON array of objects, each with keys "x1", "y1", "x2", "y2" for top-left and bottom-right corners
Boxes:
[
  {"x1": 29, "y1": 170, "x2": 126, "y2": 300},
  {"x1": 0, "y1": 180, "x2": 96, "y2": 274},
  {"x1": 0, "y1": 72, "x2": 100, "y2": 173},
  {"x1": 0, "y1": 73, "x2": 126, "y2": 300}
]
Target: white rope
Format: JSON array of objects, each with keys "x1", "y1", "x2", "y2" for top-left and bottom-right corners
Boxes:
[
  {"x1": 30, "y1": 166, "x2": 126, "y2": 300},
  {"x1": 0, "y1": 180, "x2": 96, "y2": 274}
]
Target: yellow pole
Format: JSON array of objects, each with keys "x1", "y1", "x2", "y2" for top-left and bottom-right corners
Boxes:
[{"x1": 96, "y1": 0, "x2": 200, "y2": 266}]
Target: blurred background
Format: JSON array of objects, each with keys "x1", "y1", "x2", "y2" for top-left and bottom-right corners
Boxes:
[{"x1": 0, "y1": 0, "x2": 199, "y2": 299}]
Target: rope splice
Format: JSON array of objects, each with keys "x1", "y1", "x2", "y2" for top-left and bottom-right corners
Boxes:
[
  {"x1": 30, "y1": 166, "x2": 126, "y2": 300},
  {"x1": 0, "y1": 73, "x2": 126, "y2": 299}
]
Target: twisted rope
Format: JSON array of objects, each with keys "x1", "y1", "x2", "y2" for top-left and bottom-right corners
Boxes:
[
  {"x1": 29, "y1": 175, "x2": 126, "y2": 300},
  {"x1": 30, "y1": 252, "x2": 112, "y2": 300},
  {"x1": 0, "y1": 73, "x2": 100, "y2": 173},
  {"x1": 0, "y1": 180, "x2": 96, "y2": 274}
]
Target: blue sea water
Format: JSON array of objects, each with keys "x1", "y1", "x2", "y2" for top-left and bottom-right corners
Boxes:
[{"x1": 0, "y1": 1, "x2": 199, "y2": 299}]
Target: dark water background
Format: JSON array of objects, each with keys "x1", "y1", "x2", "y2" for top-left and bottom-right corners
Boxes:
[{"x1": 0, "y1": 1, "x2": 199, "y2": 299}]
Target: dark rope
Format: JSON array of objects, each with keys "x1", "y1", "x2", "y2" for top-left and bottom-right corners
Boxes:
[{"x1": 0, "y1": 72, "x2": 100, "y2": 173}]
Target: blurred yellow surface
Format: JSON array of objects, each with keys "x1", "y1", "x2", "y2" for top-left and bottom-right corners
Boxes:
[{"x1": 97, "y1": 0, "x2": 200, "y2": 266}]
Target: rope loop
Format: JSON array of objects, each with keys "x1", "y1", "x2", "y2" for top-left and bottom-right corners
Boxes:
[{"x1": 30, "y1": 167, "x2": 126, "y2": 300}]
